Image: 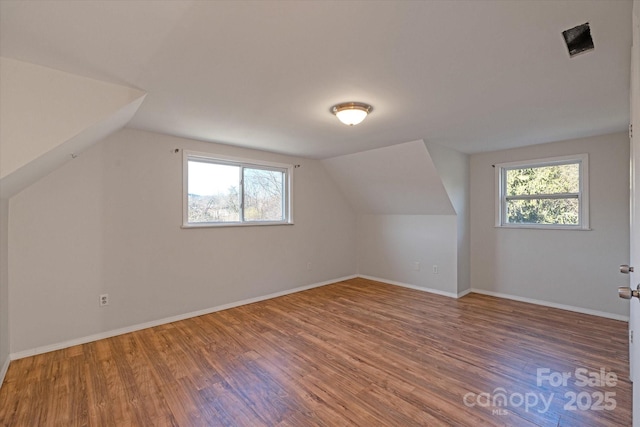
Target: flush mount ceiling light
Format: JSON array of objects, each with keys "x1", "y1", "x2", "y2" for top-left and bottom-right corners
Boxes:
[{"x1": 330, "y1": 102, "x2": 373, "y2": 126}]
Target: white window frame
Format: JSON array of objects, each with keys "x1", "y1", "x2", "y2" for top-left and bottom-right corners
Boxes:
[
  {"x1": 183, "y1": 150, "x2": 294, "y2": 228},
  {"x1": 495, "y1": 154, "x2": 590, "y2": 230}
]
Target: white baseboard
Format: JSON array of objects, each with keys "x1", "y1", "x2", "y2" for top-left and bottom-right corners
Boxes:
[
  {"x1": 0, "y1": 355, "x2": 9, "y2": 388},
  {"x1": 457, "y1": 288, "x2": 472, "y2": 298},
  {"x1": 355, "y1": 276, "x2": 627, "y2": 321},
  {"x1": 358, "y1": 275, "x2": 460, "y2": 299},
  {"x1": 9, "y1": 276, "x2": 626, "y2": 362},
  {"x1": 470, "y1": 288, "x2": 629, "y2": 322},
  {"x1": 10, "y1": 275, "x2": 357, "y2": 361}
]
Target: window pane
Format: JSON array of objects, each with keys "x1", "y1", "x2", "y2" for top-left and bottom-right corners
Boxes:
[
  {"x1": 188, "y1": 161, "x2": 240, "y2": 223},
  {"x1": 507, "y1": 198, "x2": 579, "y2": 225},
  {"x1": 243, "y1": 168, "x2": 284, "y2": 221},
  {"x1": 506, "y1": 163, "x2": 579, "y2": 196}
]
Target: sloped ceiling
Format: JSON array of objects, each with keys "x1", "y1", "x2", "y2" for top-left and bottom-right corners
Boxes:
[
  {"x1": 0, "y1": 58, "x2": 146, "y2": 198},
  {"x1": 0, "y1": 1, "x2": 632, "y2": 158},
  {"x1": 322, "y1": 140, "x2": 455, "y2": 215}
]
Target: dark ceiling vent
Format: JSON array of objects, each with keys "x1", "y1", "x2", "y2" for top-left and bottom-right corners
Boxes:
[{"x1": 562, "y1": 22, "x2": 594, "y2": 57}]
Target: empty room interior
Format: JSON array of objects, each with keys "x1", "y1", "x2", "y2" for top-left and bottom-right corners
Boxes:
[{"x1": 0, "y1": 1, "x2": 639, "y2": 426}]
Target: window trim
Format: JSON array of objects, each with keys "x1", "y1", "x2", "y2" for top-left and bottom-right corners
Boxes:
[
  {"x1": 182, "y1": 150, "x2": 294, "y2": 228},
  {"x1": 495, "y1": 153, "x2": 590, "y2": 230}
]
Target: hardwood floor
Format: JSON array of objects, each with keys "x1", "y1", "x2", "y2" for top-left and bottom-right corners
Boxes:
[{"x1": 0, "y1": 278, "x2": 631, "y2": 426}]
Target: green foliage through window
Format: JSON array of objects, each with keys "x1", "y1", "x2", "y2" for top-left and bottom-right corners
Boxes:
[
  {"x1": 497, "y1": 156, "x2": 588, "y2": 228},
  {"x1": 506, "y1": 164, "x2": 579, "y2": 196}
]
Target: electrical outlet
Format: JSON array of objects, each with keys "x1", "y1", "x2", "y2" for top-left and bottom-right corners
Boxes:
[
  {"x1": 413, "y1": 261, "x2": 421, "y2": 271},
  {"x1": 99, "y1": 294, "x2": 109, "y2": 307},
  {"x1": 432, "y1": 265, "x2": 439, "y2": 274}
]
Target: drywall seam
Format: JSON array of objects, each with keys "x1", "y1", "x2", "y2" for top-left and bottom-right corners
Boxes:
[{"x1": 9, "y1": 275, "x2": 357, "y2": 360}]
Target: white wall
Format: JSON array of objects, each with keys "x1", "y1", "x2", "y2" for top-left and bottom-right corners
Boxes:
[
  {"x1": 426, "y1": 142, "x2": 470, "y2": 293},
  {"x1": 323, "y1": 141, "x2": 461, "y2": 295},
  {"x1": 8, "y1": 128, "x2": 357, "y2": 354},
  {"x1": 0, "y1": 58, "x2": 145, "y2": 180},
  {"x1": 470, "y1": 132, "x2": 630, "y2": 318},
  {"x1": 0, "y1": 58, "x2": 146, "y2": 199},
  {"x1": 322, "y1": 140, "x2": 454, "y2": 215},
  {"x1": 358, "y1": 214, "x2": 458, "y2": 296}
]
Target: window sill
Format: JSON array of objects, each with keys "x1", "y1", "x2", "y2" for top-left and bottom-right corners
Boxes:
[
  {"x1": 182, "y1": 221, "x2": 294, "y2": 229},
  {"x1": 495, "y1": 224, "x2": 591, "y2": 231}
]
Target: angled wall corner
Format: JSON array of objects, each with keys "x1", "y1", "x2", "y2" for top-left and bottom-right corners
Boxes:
[
  {"x1": 322, "y1": 140, "x2": 459, "y2": 295},
  {"x1": 321, "y1": 140, "x2": 455, "y2": 215},
  {"x1": 0, "y1": 57, "x2": 146, "y2": 198},
  {"x1": 424, "y1": 141, "x2": 471, "y2": 294}
]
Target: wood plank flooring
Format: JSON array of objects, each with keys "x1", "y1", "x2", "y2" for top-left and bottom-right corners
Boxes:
[{"x1": 0, "y1": 278, "x2": 631, "y2": 426}]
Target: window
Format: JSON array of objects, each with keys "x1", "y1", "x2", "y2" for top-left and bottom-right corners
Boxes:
[
  {"x1": 183, "y1": 151, "x2": 293, "y2": 227},
  {"x1": 495, "y1": 154, "x2": 589, "y2": 229}
]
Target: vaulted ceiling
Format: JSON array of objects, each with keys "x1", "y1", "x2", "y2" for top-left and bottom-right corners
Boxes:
[{"x1": 0, "y1": 0, "x2": 633, "y2": 159}]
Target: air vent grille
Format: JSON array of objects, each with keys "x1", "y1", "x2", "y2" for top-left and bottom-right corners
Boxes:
[{"x1": 562, "y1": 23, "x2": 594, "y2": 58}]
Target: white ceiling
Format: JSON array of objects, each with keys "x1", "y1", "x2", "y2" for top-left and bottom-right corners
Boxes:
[{"x1": 0, "y1": 0, "x2": 633, "y2": 159}]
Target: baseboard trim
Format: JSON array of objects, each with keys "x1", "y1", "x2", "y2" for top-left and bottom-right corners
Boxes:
[
  {"x1": 355, "y1": 276, "x2": 627, "y2": 321},
  {"x1": 0, "y1": 355, "x2": 9, "y2": 389},
  {"x1": 9, "y1": 276, "x2": 626, "y2": 361},
  {"x1": 358, "y1": 275, "x2": 459, "y2": 299},
  {"x1": 10, "y1": 275, "x2": 357, "y2": 361},
  {"x1": 457, "y1": 288, "x2": 472, "y2": 298},
  {"x1": 470, "y1": 288, "x2": 629, "y2": 322}
]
